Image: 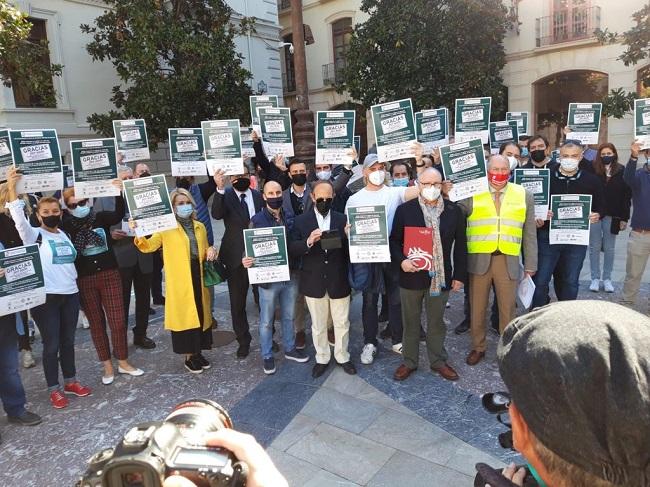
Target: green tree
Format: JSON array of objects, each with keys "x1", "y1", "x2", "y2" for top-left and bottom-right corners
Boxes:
[
  {"x1": 81, "y1": 0, "x2": 255, "y2": 149},
  {"x1": 596, "y1": 3, "x2": 650, "y2": 117},
  {"x1": 339, "y1": 0, "x2": 510, "y2": 119},
  {"x1": 0, "y1": 1, "x2": 63, "y2": 107}
]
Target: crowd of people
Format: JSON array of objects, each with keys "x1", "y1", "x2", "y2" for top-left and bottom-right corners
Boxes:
[{"x1": 0, "y1": 124, "x2": 648, "y2": 448}]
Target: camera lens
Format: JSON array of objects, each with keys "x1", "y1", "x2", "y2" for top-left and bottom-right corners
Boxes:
[{"x1": 164, "y1": 399, "x2": 233, "y2": 439}]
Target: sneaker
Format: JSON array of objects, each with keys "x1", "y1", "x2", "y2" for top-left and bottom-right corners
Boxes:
[
  {"x1": 50, "y1": 390, "x2": 69, "y2": 409},
  {"x1": 391, "y1": 343, "x2": 403, "y2": 354},
  {"x1": 21, "y1": 350, "x2": 35, "y2": 368},
  {"x1": 285, "y1": 349, "x2": 309, "y2": 363},
  {"x1": 64, "y1": 382, "x2": 92, "y2": 397},
  {"x1": 589, "y1": 279, "x2": 600, "y2": 292},
  {"x1": 360, "y1": 343, "x2": 377, "y2": 365},
  {"x1": 603, "y1": 280, "x2": 614, "y2": 293},
  {"x1": 184, "y1": 356, "x2": 203, "y2": 374},
  {"x1": 196, "y1": 354, "x2": 211, "y2": 370},
  {"x1": 7, "y1": 410, "x2": 42, "y2": 426},
  {"x1": 134, "y1": 336, "x2": 156, "y2": 349},
  {"x1": 263, "y1": 357, "x2": 276, "y2": 375}
]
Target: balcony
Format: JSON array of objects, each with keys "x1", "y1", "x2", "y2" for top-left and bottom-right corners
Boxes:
[
  {"x1": 536, "y1": 6, "x2": 600, "y2": 48},
  {"x1": 282, "y1": 71, "x2": 296, "y2": 93},
  {"x1": 322, "y1": 61, "x2": 346, "y2": 86},
  {"x1": 277, "y1": 0, "x2": 290, "y2": 11}
]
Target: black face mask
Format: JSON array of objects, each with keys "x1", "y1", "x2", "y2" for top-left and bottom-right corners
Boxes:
[
  {"x1": 601, "y1": 155, "x2": 616, "y2": 165},
  {"x1": 530, "y1": 150, "x2": 546, "y2": 163},
  {"x1": 176, "y1": 178, "x2": 192, "y2": 190},
  {"x1": 41, "y1": 214, "x2": 61, "y2": 229},
  {"x1": 232, "y1": 178, "x2": 251, "y2": 192},
  {"x1": 139, "y1": 172, "x2": 151, "y2": 178},
  {"x1": 315, "y1": 198, "x2": 333, "y2": 216},
  {"x1": 291, "y1": 173, "x2": 307, "y2": 186},
  {"x1": 266, "y1": 197, "x2": 283, "y2": 210}
]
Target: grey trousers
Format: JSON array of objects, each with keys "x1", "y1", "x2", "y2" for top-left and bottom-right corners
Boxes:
[{"x1": 400, "y1": 288, "x2": 450, "y2": 370}]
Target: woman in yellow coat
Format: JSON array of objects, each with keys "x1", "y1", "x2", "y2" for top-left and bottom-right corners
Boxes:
[{"x1": 133, "y1": 188, "x2": 218, "y2": 374}]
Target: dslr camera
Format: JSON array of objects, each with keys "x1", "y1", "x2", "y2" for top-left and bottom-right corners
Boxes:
[{"x1": 76, "y1": 399, "x2": 248, "y2": 487}]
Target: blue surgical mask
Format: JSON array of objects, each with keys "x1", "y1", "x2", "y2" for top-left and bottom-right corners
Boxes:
[
  {"x1": 71, "y1": 205, "x2": 91, "y2": 219},
  {"x1": 521, "y1": 147, "x2": 529, "y2": 158},
  {"x1": 392, "y1": 177, "x2": 409, "y2": 187},
  {"x1": 176, "y1": 203, "x2": 193, "y2": 218},
  {"x1": 316, "y1": 170, "x2": 331, "y2": 181}
]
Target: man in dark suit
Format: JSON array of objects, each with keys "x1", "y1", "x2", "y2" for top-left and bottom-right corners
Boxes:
[
  {"x1": 212, "y1": 167, "x2": 264, "y2": 358},
  {"x1": 289, "y1": 180, "x2": 356, "y2": 378}
]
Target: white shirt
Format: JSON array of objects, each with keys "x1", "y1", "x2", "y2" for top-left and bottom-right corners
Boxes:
[
  {"x1": 216, "y1": 187, "x2": 256, "y2": 219},
  {"x1": 315, "y1": 208, "x2": 331, "y2": 231},
  {"x1": 291, "y1": 185, "x2": 305, "y2": 198},
  {"x1": 345, "y1": 185, "x2": 407, "y2": 232}
]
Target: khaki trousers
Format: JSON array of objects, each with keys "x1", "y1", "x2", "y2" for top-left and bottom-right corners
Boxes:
[
  {"x1": 305, "y1": 293, "x2": 350, "y2": 364},
  {"x1": 622, "y1": 230, "x2": 650, "y2": 305},
  {"x1": 470, "y1": 254, "x2": 517, "y2": 352}
]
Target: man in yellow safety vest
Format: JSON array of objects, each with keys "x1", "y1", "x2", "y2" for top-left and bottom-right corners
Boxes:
[{"x1": 457, "y1": 155, "x2": 537, "y2": 366}]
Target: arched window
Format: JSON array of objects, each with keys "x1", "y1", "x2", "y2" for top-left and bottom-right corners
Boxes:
[{"x1": 282, "y1": 33, "x2": 296, "y2": 93}]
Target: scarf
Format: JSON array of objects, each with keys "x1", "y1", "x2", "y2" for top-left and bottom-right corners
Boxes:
[
  {"x1": 67, "y1": 210, "x2": 105, "y2": 252},
  {"x1": 418, "y1": 195, "x2": 446, "y2": 296}
]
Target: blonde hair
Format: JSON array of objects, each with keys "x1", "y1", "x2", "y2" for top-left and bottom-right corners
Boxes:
[
  {"x1": 170, "y1": 188, "x2": 197, "y2": 219},
  {"x1": 0, "y1": 182, "x2": 31, "y2": 216}
]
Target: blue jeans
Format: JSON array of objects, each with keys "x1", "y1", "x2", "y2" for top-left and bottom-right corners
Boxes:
[
  {"x1": 258, "y1": 281, "x2": 297, "y2": 359},
  {"x1": 0, "y1": 314, "x2": 26, "y2": 416},
  {"x1": 30, "y1": 293, "x2": 80, "y2": 390},
  {"x1": 589, "y1": 216, "x2": 617, "y2": 280},
  {"x1": 532, "y1": 229, "x2": 587, "y2": 309}
]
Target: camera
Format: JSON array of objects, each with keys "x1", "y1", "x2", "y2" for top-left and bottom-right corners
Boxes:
[{"x1": 76, "y1": 399, "x2": 248, "y2": 487}]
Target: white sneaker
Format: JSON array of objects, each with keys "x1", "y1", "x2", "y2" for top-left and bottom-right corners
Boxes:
[
  {"x1": 589, "y1": 279, "x2": 600, "y2": 292},
  {"x1": 360, "y1": 344, "x2": 377, "y2": 365},
  {"x1": 603, "y1": 280, "x2": 615, "y2": 293},
  {"x1": 79, "y1": 311, "x2": 90, "y2": 329},
  {"x1": 21, "y1": 350, "x2": 35, "y2": 368},
  {"x1": 391, "y1": 343, "x2": 403, "y2": 354}
]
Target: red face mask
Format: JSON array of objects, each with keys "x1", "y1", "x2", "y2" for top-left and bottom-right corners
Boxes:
[{"x1": 488, "y1": 172, "x2": 509, "y2": 185}]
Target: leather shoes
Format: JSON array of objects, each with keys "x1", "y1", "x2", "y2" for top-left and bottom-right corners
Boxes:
[
  {"x1": 338, "y1": 361, "x2": 356, "y2": 375},
  {"x1": 236, "y1": 343, "x2": 250, "y2": 359},
  {"x1": 454, "y1": 319, "x2": 470, "y2": 335},
  {"x1": 393, "y1": 364, "x2": 416, "y2": 381},
  {"x1": 432, "y1": 363, "x2": 459, "y2": 381},
  {"x1": 312, "y1": 362, "x2": 329, "y2": 378},
  {"x1": 7, "y1": 410, "x2": 42, "y2": 426},
  {"x1": 466, "y1": 350, "x2": 486, "y2": 366},
  {"x1": 134, "y1": 336, "x2": 156, "y2": 349}
]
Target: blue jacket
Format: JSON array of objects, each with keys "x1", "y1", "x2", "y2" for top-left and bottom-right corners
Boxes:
[{"x1": 624, "y1": 157, "x2": 650, "y2": 230}]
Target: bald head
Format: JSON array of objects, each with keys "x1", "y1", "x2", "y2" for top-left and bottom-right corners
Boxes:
[
  {"x1": 418, "y1": 167, "x2": 442, "y2": 184},
  {"x1": 134, "y1": 163, "x2": 150, "y2": 177}
]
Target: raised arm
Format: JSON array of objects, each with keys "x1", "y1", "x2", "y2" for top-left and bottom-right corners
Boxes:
[
  {"x1": 5, "y1": 167, "x2": 39, "y2": 244},
  {"x1": 624, "y1": 140, "x2": 642, "y2": 189}
]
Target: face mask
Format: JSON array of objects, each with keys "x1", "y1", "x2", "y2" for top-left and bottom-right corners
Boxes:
[
  {"x1": 176, "y1": 203, "x2": 193, "y2": 218},
  {"x1": 70, "y1": 205, "x2": 91, "y2": 219},
  {"x1": 392, "y1": 177, "x2": 409, "y2": 187},
  {"x1": 488, "y1": 171, "x2": 510, "y2": 185},
  {"x1": 421, "y1": 186, "x2": 441, "y2": 201},
  {"x1": 507, "y1": 156, "x2": 518, "y2": 170},
  {"x1": 601, "y1": 155, "x2": 615, "y2": 165},
  {"x1": 138, "y1": 172, "x2": 151, "y2": 178},
  {"x1": 559, "y1": 158, "x2": 580, "y2": 172},
  {"x1": 521, "y1": 147, "x2": 529, "y2": 158},
  {"x1": 266, "y1": 196, "x2": 283, "y2": 210},
  {"x1": 368, "y1": 170, "x2": 385, "y2": 186},
  {"x1": 315, "y1": 198, "x2": 333, "y2": 216},
  {"x1": 316, "y1": 170, "x2": 331, "y2": 181},
  {"x1": 232, "y1": 178, "x2": 251, "y2": 192},
  {"x1": 291, "y1": 173, "x2": 307, "y2": 186},
  {"x1": 530, "y1": 149, "x2": 546, "y2": 163},
  {"x1": 176, "y1": 178, "x2": 192, "y2": 190},
  {"x1": 41, "y1": 214, "x2": 61, "y2": 229}
]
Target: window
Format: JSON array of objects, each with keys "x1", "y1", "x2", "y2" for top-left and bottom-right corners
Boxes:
[
  {"x1": 282, "y1": 34, "x2": 296, "y2": 93},
  {"x1": 12, "y1": 18, "x2": 56, "y2": 108},
  {"x1": 638, "y1": 65, "x2": 650, "y2": 98},
  {"x1": 332, "y1": 18, "x2": 352, "y2": 76}
]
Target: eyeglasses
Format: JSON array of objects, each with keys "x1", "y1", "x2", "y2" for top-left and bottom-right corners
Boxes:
[
  {"x1": 67, "y1": 199, "x2": 88, "y2": 210},
  {"x1": 418, "y1": 182, "x2": 442, "y2": 188}
]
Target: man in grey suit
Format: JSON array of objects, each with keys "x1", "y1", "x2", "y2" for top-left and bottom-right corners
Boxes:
[{"x1": 456, "y1": 155, "x2": 537, "y2": 366}]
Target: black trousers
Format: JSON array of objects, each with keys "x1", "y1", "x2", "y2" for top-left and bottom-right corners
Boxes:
[
  {"x1": 226, "y1": 265, "x2": 252, "y2": 346},
  {"x1": 151, "y1": 251, "x2": 164, "y2": 302},
  {"x1": 120, "y1": 265, "x2": 152, "y2": 338}
]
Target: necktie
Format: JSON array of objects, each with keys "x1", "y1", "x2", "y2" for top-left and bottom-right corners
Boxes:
[
  {"x1": 240, "y1": 193, "x2": 249, "y2": 220},
  {"x1": 494, "y1": 191, "x2": 501, "y2": 214}
]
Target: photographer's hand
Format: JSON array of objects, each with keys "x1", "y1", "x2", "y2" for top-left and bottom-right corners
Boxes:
[{"x1": 485, "y1": 462, "x2": 526, "y2": 487}]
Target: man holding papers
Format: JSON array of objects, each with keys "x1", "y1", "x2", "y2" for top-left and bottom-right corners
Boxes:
[{"x1": 456, "y1": 155, "x2": 537, "y2": 366}]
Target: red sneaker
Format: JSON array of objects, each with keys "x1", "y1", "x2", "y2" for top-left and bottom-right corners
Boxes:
[
  {"x1": 64, "y1": 382, "x2": 92, "y2": 397},
  {"x1": 50, "y1": 390, "x2": 69, "y2": 409}
]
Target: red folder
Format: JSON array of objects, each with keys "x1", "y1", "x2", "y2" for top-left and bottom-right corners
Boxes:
[{"x1": 403, "y1": 226, "x2": 434, "y2": 270}]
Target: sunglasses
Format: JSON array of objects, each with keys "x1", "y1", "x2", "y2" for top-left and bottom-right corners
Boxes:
[{"x1": 67, "y1": 199, "x2": 88, "y2": 210}]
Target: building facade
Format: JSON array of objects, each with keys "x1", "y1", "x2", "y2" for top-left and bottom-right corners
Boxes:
[{"x1": 279, "y1": 0, "x2": 645, "y2": 155}]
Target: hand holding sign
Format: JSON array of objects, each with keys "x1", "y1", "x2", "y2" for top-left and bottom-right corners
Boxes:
[{"x1": 242, "y1": 256, "x2": 255, "y2": 268}]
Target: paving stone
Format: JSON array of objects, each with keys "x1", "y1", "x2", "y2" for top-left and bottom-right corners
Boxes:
[
  {"x1": 367, "y1": 451, "x2": 474, "y2": 487},
  {"x1": 445, "y1": 442, "x2": 506, "y2": 477},
  {"x1": 270, "y1": 413, "x2": 321, "y2": 452}
]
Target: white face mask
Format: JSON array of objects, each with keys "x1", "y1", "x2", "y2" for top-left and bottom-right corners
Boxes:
[
  {"x1": 559, "y1": 158, "x2": 580, "y2": 172},
  {"x1": 421, "y1": 186, "x2": 441, "y2": 202},
  {"x1": 368, "y1": 170, "x2": 385, "y2": 186},
  {"x1": 507, "y1": 156, "x2": 518, "y2": 170},
  {"x1": 316, "y1": 170, "x2": 331, "y2": 181}
]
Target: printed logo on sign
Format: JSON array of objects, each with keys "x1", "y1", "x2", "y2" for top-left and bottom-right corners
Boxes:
[
  {"x1": 133, "y1": 189, "x2": 162, "y2": 209},
  {"x1": 557, "y1": 206, "x2": 583, "y2": 220},
  {"x1": 324, "y1": 124, "x2": 347, "y2": 139},
  {"x1": 449, "y1": 153, "x2": 478, "y2": 173},
  {"x1": 573, "y1": 113, "x2": 594, "y2": 124},
  {"x1": 252, "y1": 240, "x2": 279, "y2": 257},
  {"x1": 421, "y1": 120, "x2": 441, "y2": 134},
  {"x1": 80, "y1": 152, "x2": 110, "y2": 171},
  {"x1": 494, "y1": 129, "x2": 512, "y2": 141},
  {"x1": 208, "y1": 132, "x2": 234, "y2": 148},
  {"x1": 20, "y1": 144, "x2": 52, "y2": 163},
  {"x1": 380, "y1": 114, "x2": 407, "y2": 134},
  {"x1": 176, "y1": 139, "x2": 199, "y2": 152},
  {"x1": 462, "y1": 109, "x2": 483, "y2": 123},
  {"x1": 264, "y1": 120, "x2": 285, "y2": 133},
  {"x1": 407, "y1": 247, "x2": 433, "y2": 270},
  {"x1": 643, "y1": 112, "x2": 650, "y2": 126},
  {"x1": 0, "y1": 141, "x2": 9, "y2": 156},
  {"x1": 121, "y1": 129, "x2": 142, "y2": 142},
  {"x1": 4, "y1": 260, "x2": 35, "y2": 283},
  {"x1": 354, "y1": 217, "x2": 380, "y2": 235},
  {"x1": 522, "y1": 181, "x2": 543, "y2": 194}
]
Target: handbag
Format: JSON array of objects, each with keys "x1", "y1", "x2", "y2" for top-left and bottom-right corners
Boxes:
[{"x1": 203, "y1": 260, "x2": 227, "y2": 287}]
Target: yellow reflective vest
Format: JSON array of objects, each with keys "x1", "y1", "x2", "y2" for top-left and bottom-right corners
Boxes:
[{"x1": 466, "y1": 183, "x2": 526, "y2": 256}]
